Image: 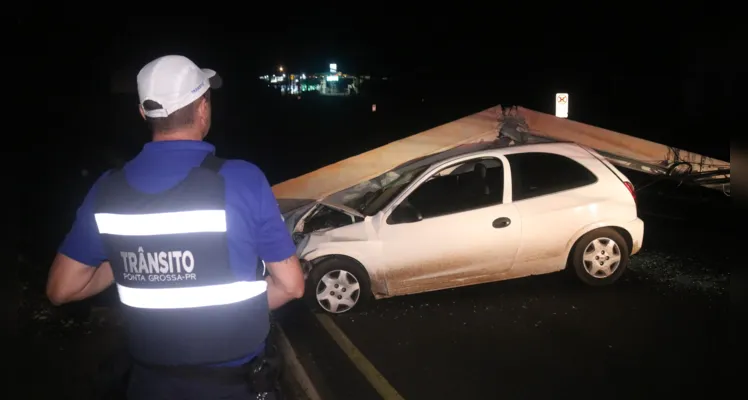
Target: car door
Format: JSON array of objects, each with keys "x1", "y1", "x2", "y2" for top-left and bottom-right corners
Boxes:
[
  {"x1": 505, "y1": 151, "x2": 600, "y2": 271},
  {"x1": 376, "y1": 155, "x2": 522, "y2": 296}
]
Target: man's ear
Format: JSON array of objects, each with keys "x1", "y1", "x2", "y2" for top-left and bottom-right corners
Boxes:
[
  {"x1": 199, "y1": 97, "x2": 210, "y2": 120},
  {"x1": 138, "y1": 104, "x2": 146, "y2": 120}
]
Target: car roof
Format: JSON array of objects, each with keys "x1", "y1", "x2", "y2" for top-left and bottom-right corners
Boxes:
[
  {"x1": 492, "y1": 141, "x2": 586, "y2": 155},
  {"x1": 387, "y1": 141, "x2": 593, "y2": 180},
  {"x1": 392, "y1": 141, "x2": 503, "y2": 171},
  {"x1": 427, "y1": 141, "x2": 587, "y2": 167}
]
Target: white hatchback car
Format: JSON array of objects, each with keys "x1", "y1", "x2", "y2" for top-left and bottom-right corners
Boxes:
[{"x1": 283, "y1": 142, "x2": 644, "y2": 314}]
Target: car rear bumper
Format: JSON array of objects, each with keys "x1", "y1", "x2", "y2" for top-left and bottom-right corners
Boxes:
[{"x1": 622, "y1": 217, "x2": 644, "y2": 255}]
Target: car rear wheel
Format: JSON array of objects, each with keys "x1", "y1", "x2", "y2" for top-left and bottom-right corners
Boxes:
[
  {"x1": 570, "y1": 228, "x2": 629, "y2": 286},
  {"x1": 307, "y1": 258, "x2": 371, "y2": 314}
]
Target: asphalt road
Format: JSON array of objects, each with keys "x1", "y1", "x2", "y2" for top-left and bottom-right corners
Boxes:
[
  {"x1": 11, "y1": 175, "x2": 730, "y2": 399},
  {"x1": 277, "y1": 183, "x2": 731, "y2": 400}
]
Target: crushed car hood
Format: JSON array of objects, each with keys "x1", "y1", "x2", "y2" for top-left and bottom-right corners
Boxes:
[
  {"x1": 282, "y1": 198, "x2": 367, "y2": 257},
  {"x1": 318, "y1": 199, "x2": 364, "y2": 219},
  {"x1": 281, "y1": 199, "x2": 362, "y2": 231}
]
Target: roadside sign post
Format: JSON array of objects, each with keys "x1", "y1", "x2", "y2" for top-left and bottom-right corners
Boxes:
[{"x1": 555, "y1": 93, "x2": 569, "y2": 118}]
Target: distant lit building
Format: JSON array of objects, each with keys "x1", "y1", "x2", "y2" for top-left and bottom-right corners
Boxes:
[{"x1": 259, "y1": 63, "x2": 372, "y2": 96}]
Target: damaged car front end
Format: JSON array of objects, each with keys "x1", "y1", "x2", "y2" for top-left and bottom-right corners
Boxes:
[
  {"x1": 278, "y1": 141, "x2": 512, "y2": 313},
  {"x1": 280, "y1": 141, "x2": 503, "y2": 278},
  {"x1": 282, "y1": 199, "x2": 367, "y2": 277}
]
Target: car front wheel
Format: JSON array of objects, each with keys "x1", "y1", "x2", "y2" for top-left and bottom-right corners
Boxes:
[
  {"x1": 570, "y1": 228, "x2": 630, "y2": 286},
  {"x1": 307, "y1": 258, "x2": 371, "y2": 314}
]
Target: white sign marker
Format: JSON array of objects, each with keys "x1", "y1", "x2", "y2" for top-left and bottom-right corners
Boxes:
[{"x1": 555, "y1": 93, "x2": 569, "y2": 118}]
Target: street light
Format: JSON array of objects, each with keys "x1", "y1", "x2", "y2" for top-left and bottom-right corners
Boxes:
[{"x1": 279, "y1": 66, "x2": 284, "y2": 72}]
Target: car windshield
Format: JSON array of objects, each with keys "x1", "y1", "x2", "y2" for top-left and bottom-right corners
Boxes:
[{"x1": 359, "y1": 165, "x2": 430, "y2": 216}]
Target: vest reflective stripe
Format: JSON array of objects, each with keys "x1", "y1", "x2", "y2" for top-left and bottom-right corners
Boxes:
[
  {"x1": 116, "y1": 281, "x2": 268, "y2": 309},
  {"x1": 95, "y1": 210, "x2": 227, "y2": 236}
]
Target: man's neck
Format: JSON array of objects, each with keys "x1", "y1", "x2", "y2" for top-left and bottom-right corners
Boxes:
[{"x1": 152, "y1": 130, "x2": 203, "y2": 142}]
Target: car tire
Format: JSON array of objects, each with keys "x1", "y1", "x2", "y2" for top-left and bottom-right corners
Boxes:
[
  {"x1": 306, "y1": 257, "x2": 371, "y2": 314},
  {"x1": 570, "y1": 227, "x2": 630, "y2": 287}
]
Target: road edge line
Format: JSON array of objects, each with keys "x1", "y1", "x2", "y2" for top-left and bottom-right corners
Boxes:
[
  {"x1": 276, "y1": 324, "x2": 322, "y2": 400},
  {"x1": 315, "y1": 313, "x2": 406, "y2": 400}
]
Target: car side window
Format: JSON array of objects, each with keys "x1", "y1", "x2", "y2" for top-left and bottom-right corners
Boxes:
[
  {"x1": 506, "y1": 152, "x2": 597, "y2": 201},
  {"x1": 392, "y1": 158, "x2": 504, "y2": 222}
]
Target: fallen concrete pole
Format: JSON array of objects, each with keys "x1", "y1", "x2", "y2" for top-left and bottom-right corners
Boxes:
[
  {"x1": 272, "y1": 106, "x2": 503, "y2": 201},
  {"x1": 501, "y1": 107, "x2": 729, "y2": 175},
  {"x1": 272, "y1": 105, "x2": 730, "y2": 201}
]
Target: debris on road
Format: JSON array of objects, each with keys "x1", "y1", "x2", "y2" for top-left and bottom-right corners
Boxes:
[{"x1": 628, "y1": 250, "x2": 728, "y2": 294}]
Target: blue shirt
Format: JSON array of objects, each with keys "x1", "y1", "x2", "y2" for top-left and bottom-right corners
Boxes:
[{"x1": 59, "y1": 140, "x2": 297, "y2": 366}]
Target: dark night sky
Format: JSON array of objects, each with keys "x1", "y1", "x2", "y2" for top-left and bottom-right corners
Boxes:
[
  {"x1": 10, "y1": 13, "x2": 734, "y2": 256},
  {"x1": 21, "y1": 14, "x2": 733, "y2": 85},
  {"x1": 15, "y1": 14, "x2": 734, "y2": 160}
]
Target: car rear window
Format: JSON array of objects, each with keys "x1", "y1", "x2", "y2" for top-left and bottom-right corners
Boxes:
[{"x1": 506, "y1": 152, "x2": 598, "y2": 201}]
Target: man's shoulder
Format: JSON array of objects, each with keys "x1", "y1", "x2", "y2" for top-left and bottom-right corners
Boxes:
[{"x1": 218, "y1": 159, "x2": 268, "y2": 187}]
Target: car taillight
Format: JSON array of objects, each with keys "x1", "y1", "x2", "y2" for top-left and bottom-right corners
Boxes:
[{"x1": 623, "y1": 181, "x2": 636, "y2": 202}]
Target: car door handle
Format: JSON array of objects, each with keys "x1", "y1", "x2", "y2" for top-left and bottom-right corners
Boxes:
[{"x1": 492, "y1": 217, "x2": 511, "y2": 228}]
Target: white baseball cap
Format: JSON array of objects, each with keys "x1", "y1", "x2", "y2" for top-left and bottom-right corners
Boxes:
[{"x1": 137, "y1": 55, "x2": 222, "y2": 118}]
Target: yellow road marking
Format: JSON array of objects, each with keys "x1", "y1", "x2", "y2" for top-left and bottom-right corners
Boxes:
[
  {"x1": 315, "y1": 313, "x2": 406, "y2": 400},
  {"x1": 276, "y1": 325, "x2": 323, "y2": 400}
]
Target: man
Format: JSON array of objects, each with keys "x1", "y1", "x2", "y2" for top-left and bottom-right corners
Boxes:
[{"x1": 46, "y1": 55, "x2": 305, "y2": 399}]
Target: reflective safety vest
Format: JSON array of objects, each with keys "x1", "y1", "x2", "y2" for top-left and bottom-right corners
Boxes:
[{"x1": 94, "y1": 153, "x2": 270, "y2": 366}]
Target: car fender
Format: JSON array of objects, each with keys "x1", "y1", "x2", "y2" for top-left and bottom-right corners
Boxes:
[
  {"x1": 302, "y1": 246, "x2": 370, "y2": 272},
  {"x1": 563, "y1": 220, "x2": 634, "y2": 260},
  {"x1": 302, "y1": 246, "x2": 387, "y2": 294}
]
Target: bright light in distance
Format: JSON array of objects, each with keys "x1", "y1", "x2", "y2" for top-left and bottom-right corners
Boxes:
[
  {"x1": 326, "y1": 75, "x2": 339, "y2": 81},
  {"x1": 279, "y1": 66, "x2": 284, "y2": 72}
]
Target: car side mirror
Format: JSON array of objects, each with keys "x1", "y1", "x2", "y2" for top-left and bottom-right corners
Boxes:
[{"x1": 388, "y1": 203, "x2": 423, "y2": 224}]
